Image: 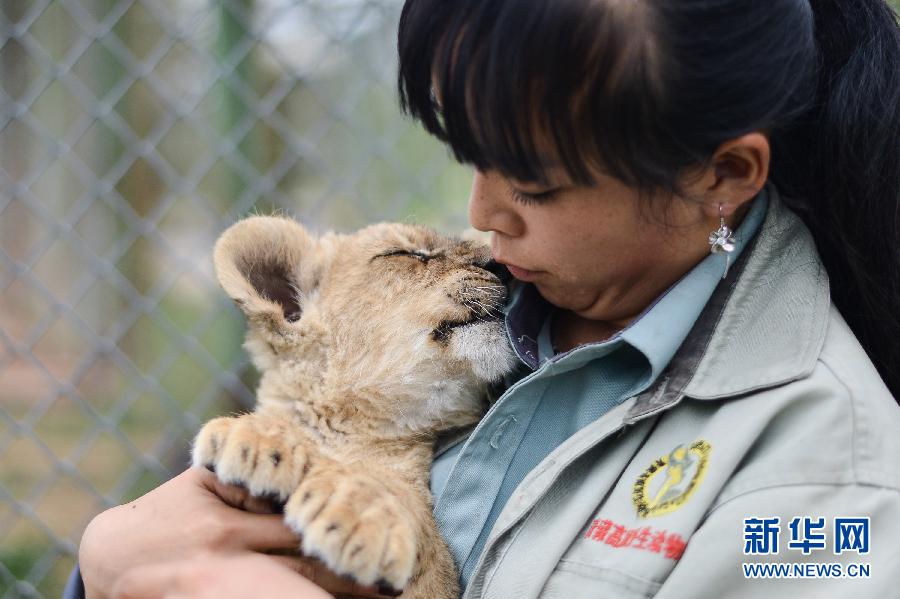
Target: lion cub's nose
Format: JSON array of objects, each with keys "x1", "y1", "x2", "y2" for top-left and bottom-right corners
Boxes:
[{"x1": 481, "y1": 259, "x2": 512, "y2": 286}]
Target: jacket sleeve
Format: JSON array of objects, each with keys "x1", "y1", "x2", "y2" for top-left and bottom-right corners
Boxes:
[
  {"x1": 63, "y1": 564, "x2": 86, "y2": 599},
  {"x1": 654, "y1": 482, "x2": 900, "y2": 598}
]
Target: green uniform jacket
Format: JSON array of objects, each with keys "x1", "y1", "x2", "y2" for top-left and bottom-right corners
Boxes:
[{"x1": 460, "y1": 185, "x2": 900, "y2": 598}]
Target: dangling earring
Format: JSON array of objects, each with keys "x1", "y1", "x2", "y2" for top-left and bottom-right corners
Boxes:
[{"x1": 708, "y1": 204, "x2": 736, "y2": 280}]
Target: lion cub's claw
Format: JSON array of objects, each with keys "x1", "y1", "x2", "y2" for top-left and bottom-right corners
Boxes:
[
  {"x1": 192, "y1": 416, "x2": 311, "y2": 501},
  {"x1": 284, "y1": 470, "x2": 418, "y2": 590}
]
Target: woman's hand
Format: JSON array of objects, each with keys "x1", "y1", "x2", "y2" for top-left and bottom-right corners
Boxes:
[
  {"x1": 111, "y1": 553, "x2": 333, "y2": 599},
  {"x1": 79, "y1": 467, "x2": 297, "y2": 599},
  {"x1": 79, "y1": 467, "x2": 395, "y2": 599}
]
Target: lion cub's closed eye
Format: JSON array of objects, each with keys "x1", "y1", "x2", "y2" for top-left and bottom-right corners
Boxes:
[{"x1": 191, "y1": 216, "x2": 517, "y2": 598}]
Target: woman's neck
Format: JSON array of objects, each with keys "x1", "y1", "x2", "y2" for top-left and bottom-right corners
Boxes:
[{"x1": 551, "y1": 309, "x2": 630, "y2": 353}]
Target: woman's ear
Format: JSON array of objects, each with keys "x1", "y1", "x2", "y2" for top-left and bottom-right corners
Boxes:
[
  {"x1": 213, "y1": 216, "x2": 322, "y2": 337},
  {"x1": 703, "y1": 132, "x2": 770, "y2": 219},
  {"x1": 682, "y1": 132, "x2": 770, "y2": 221}
]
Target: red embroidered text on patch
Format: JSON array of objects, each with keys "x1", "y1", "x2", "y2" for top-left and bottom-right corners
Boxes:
[{"x1": 584, "y1": 518, "x2": 686, "y2": 560}]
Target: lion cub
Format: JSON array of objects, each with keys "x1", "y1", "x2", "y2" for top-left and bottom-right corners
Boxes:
[{"x1": 192, "y1": 216, "x2": 516, "y2": 598}]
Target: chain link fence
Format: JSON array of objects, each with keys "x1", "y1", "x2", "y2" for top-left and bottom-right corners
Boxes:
[{"x1": 0, "y1": 0, "x2": 472, "y2": 596}]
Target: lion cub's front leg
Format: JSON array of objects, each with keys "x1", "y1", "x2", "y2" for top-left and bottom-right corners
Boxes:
[
  {"x1": 193, "y1": 416, "x2": 456, "y2": 598},
  {"x1": 192, "y1": 413, "x2": 315, "y2": 502},
  {"x1": 193, "y1": 417, "x2": 419, "y2": 592}
]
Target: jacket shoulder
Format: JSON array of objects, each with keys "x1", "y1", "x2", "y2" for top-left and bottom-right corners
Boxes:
[
  {"x1": 816, "y1": 304, "x2": 900, "y2": 486},
  {"x1": 710, "y1": 303, "x2": 900, "y2": 505}
]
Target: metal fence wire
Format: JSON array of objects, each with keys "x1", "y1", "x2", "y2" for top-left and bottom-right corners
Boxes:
[{"x1": 0, "y1": 1, "x2": 472, "y2": 596}]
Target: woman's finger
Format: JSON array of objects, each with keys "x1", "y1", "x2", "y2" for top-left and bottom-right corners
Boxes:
[
  {"x1": 232, "y1": 512, "x2": 305, "y2": 551},
  {"x1": 190, "y1": 467, "x2": 302, "y2": 550},
  {"x1": 197, "y1": 467, "x2": 281, "y2": 514}
]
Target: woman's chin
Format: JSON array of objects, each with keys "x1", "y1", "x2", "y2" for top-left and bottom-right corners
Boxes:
[
  {"x1": 534, "y1": 283, "x2": 634, "y2": 324},
  {"x1": 532, "y1": 282, "x2": 594, "y2": 312}
]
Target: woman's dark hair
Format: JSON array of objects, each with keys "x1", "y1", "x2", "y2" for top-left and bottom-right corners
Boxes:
[{"x1": 397, "y1": 0, "x2": 900, "y2": 400}]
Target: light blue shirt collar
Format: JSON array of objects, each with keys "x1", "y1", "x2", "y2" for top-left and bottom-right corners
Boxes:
[{"x1": 617, "y1": 189, "x2": 769, "y2": 387}]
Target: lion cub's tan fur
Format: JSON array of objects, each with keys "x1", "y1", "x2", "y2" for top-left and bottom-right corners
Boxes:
[{"x1": 192, "y1": 216, "x2": 516, "y2": 598}]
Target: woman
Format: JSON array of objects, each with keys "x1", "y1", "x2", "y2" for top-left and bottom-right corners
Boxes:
[{"x1": 75, "y1": 0, "x2": 900, "y2": 597}]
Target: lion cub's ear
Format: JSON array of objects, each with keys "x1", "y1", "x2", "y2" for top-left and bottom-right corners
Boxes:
[{"x1": 213, "y1": 216, "x2": 322, "y2": 336}]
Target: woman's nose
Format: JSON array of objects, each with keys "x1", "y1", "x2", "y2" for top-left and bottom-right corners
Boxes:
[{"x1": 467, "y1": 171, "x2": 524, "y2": 237}]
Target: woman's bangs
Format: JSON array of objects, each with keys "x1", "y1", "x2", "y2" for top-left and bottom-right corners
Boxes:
[{"x1": 399, "y1": 0, "x2": 662, "y2": 187}]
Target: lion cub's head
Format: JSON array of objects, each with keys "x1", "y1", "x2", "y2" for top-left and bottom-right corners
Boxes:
[{"x1": 214, "y1": 216, "x2": 518, "y2": 435}]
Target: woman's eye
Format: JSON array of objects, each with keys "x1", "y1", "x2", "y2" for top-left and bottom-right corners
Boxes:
[{"x1": 510, "y1": 188, "x2": 559, "y2": 206}]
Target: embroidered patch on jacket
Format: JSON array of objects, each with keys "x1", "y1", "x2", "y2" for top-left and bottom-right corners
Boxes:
[
  {"x1": 633, "y1": 439, "x2": 711, "y2": 518},
  {"x1": 584, "y1": 518, "x2": 687, "y2": 560}
]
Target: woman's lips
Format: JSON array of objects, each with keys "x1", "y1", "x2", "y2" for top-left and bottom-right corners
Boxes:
[{"x1": 502, "y1": 263, "x2": 541, "y2": 282}]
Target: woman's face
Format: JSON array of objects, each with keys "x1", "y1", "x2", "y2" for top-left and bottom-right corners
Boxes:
[{"x1": 469, "y1": 169, "x2": 718, "y2": 327}]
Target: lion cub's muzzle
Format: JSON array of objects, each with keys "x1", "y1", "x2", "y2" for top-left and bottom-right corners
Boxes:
[
  {"x1": 431, "y1": 264, "x2": 509, "y2": 343},
  {"x1": 481, "y1": 259, "x2": 513, "y2": 285}
]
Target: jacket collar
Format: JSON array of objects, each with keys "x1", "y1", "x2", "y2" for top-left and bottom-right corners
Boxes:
[{"x1": 625, "y1": 182, "x2": 831, "y2": 422}]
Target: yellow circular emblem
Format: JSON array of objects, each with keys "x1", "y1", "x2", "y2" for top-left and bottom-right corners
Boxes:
[{"x1": 632, "y1": 439, "x2": 712, "y2": 518}]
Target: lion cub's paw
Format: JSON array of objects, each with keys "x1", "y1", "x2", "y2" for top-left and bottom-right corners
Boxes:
[
  {"x1": 284, "y1": 469, "x2": 417, "y2": 590},
  {"x1": 192, "y1": 415, "x2": 312, "y2": 501}
]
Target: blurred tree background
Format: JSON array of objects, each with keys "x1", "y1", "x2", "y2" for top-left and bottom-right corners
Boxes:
[{"x1": 1, "y1": 1, "x2": 898, "y2": 597}]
